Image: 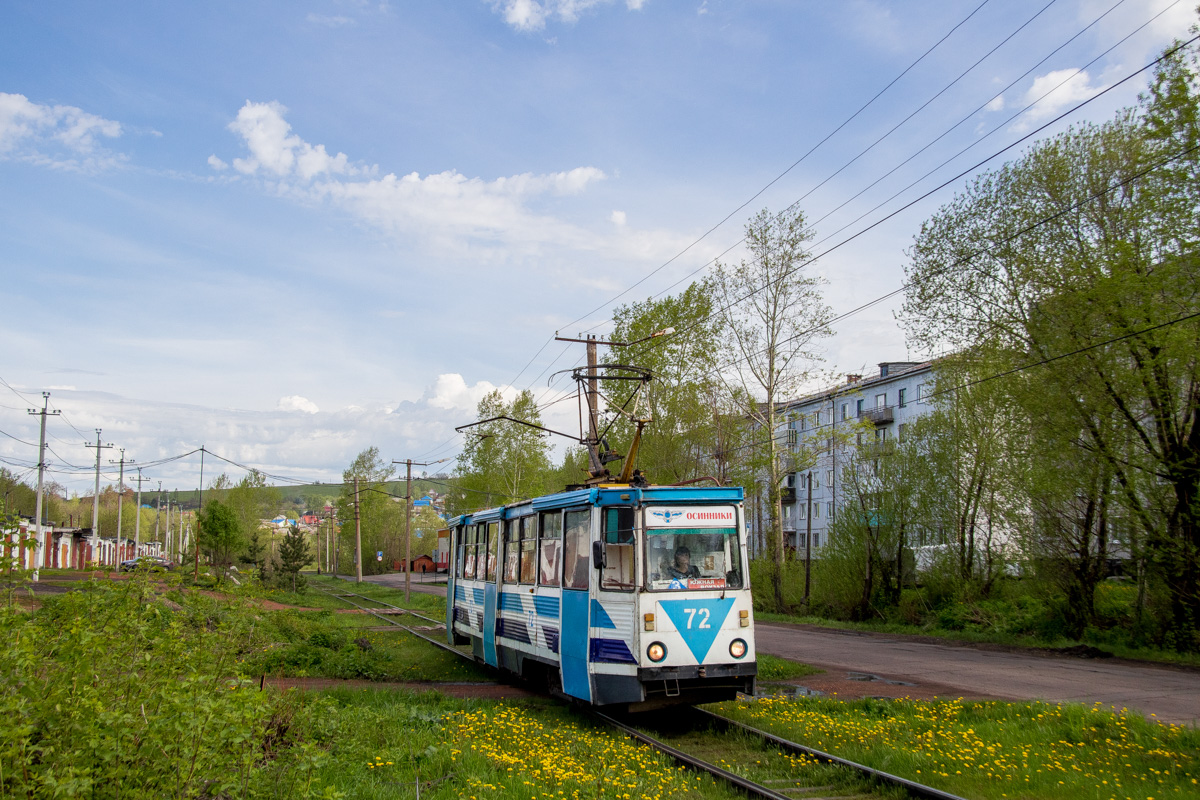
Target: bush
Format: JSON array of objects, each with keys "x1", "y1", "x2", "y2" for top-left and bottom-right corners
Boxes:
[{"x1": 0, "y1": 576, "x2": 274, "y2": 797}]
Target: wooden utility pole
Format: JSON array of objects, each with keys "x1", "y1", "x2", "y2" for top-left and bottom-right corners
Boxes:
[
  {"x1": 27, "y1": 392, "x2": 59, "y2": 580},
  {"x1": 194, "y1": 447, "x2": 204, "y2": 582},
  {"x1": 353, "y1": 477, "x2": 363, "y2": 583},
  {"x1": 85, "y1": 430, "x2": 113, "y2": 568}
]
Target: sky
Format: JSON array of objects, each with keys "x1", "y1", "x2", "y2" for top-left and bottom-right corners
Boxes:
[{"x1": 0, "y1": 0, "x2": 1194, "y2": 497}]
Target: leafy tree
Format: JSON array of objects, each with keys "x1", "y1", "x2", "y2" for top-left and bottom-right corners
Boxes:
[
  {"x1": 712, "y1": 207, "x2": 834, "y2": 612},
  {"x1": 276, "y1": 525, "x2": 311, "y2": 592},
  {"x1": 608, "y1": 281, "x2": 722, "y2": 484},
  {"x1": 450, "y1": 389, "x2": 552, "y2": 514},
  {"x1": 337, "y1": 447, "x2": 396, "y2": 576},
  {"x1": 196, "y1": 499, "x2": 244, "y2": 581},
  {"x1": 901, "y1": 39, "x2": 1200, "y2": 647}
]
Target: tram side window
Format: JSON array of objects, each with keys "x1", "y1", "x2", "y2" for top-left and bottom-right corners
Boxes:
[
  {"x1": 503, "y1": 519, "x2": 519, "y2": 583},
  {"x1": 462, "y1": 525, "x2": 476, "y2": 580},
  {"x1": 486, "y1": 521, "x2": 500, "y2": 581},
  {"x1": 600, "y1": 507, "x2": 635, "y2": 591},
  {"x1": 454, "y1": 526, "x2": 465, "y2": 579},
  {"x1": 538, "y1": 511, "x2": 562, "y2": 587},
  {"x1": 519, "y1": 516, "x2": 537, "y2": 585},
  {"x1": 562, "y1": 509, "x2": 591, "y2": 590}
]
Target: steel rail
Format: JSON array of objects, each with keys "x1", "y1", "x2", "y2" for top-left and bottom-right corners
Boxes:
[
  {"x1": 317, "y1": 586, "x2": 963, "y2": 800},
  {"x1": 312, "y1": 583, "x2": 443, "y2": 626},
  {"x1": 311, "y1": 584, "x2": 464, "y2": 658},
  {"x1": 694, "y1": 708, "x2": 970, "y2": 800},
  {"x1": 589, "y1": 709, "x2": 795, "y2": 800}
]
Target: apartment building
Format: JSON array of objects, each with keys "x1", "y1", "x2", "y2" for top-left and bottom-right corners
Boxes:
[{"x1": 755, "y1": 361, "x2": 935, "y2": 557}]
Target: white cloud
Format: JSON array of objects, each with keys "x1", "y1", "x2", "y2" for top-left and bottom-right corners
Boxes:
[
  {"x1": 0, "y1": 93, "x2": 122, "y2": 169},
  {"x1": 278, "y1": 395, "x2": 320, "y2": 414},
  {"x1": 610, "y1": 209, "x2": 627, "y2": 226},
  {"x1": 1013, "y1": 69, "x2": 1104, "y2": 131},
  {"x1": 307, "y1": 13, "x2": 354, "y2": 26},
  {"x1": 697, "y1": 1, "x2": 707, "y2": 15},
  {"x1": 985, "y1": 95, "x2": 1004, "y2": 112},
  {"x1": 207, "y1": 154, "x2": 228, "y2": 170},
  {"x1": 490, "y1": 0, "x2": 644, "y2": 31},
  {"x1": 216, "y1": 100, "x2": 612, "y2": 253},
  {"x1": 227, "y1": 101, "x2": 358, "y2": 179}
]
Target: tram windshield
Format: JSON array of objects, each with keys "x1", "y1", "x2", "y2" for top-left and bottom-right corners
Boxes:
[{"x1": 644, "y1": 519, "x2": 743, "y2": 591}]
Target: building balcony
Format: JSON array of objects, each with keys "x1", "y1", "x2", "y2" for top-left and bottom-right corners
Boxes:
[{"x1": 860, "y1": 406, "x2": 894, "y2": 425}]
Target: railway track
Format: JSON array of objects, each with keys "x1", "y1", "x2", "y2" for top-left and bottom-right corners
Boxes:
[
  {"x1": 312, "y1": 580, "x2": 965, "y2": 800},
  {"x1": 310, "y1": 583, "x2": 469, "y2": 657}
]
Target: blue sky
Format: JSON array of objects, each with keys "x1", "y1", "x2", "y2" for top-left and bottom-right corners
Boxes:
[{"x1": 0, "y1": 0, "x2": 1193, "y2": 495}]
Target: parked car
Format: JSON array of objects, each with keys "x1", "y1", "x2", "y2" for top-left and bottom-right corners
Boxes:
[{"x1": 119, "y1": 556, "x2": 176, "y2": 573}]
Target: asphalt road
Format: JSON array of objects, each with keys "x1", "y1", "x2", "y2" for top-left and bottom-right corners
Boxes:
[
  {"x1": 757, "y1": 622, "x2": 1200, "y2": 726},
  {"x1": 337, "y1": 574, "x2": 1200, "y2": 725}
]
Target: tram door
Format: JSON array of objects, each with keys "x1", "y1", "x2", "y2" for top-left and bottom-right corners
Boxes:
[
  {"x1": 482, "y1": 521, "x2": 500, "y2": 667},
  {"x1": 559, "y1": 508, "x2": 592, "y2": 700}
]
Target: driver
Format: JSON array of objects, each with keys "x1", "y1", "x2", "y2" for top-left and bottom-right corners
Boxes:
[{"x1": 666, "y1": 544, "x2": 701, "y2": 580}]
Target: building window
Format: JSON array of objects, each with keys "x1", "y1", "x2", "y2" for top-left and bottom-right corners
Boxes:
[
  {"x1": 875, "y1": 427, "x2": 887, "y2": 442},
  {"x1": 856, "y1": 431, "x2": 864, "y2": 446},
  {"x1": 812, "y1": 532, "x2": 821, "y2": 547},
  {"x1": 799, "y1": 414, "x2": 806, "y2": 431},
  {"x1": 797, "y1": 504, "x2": 806, "y2": 519},
  {"x1": 786, "y1": 428, "x2": 798, "y2": 447},
  {"x1": 826, "y1": 470, "x2": 833, "y2": 487},
  {"x1": 827, "y1": 502, "x2": 835, "y2": 519},
  {"x1": 898, "y1": 388, "x2": 907, "y2": 407},
  {"x1": 898, "y1": 423, "x2": 907, "y2": 441},
  {"x1": 841, "y1": 403, "x2": 849, "y2": 420},
  {"x1": 813, "y1": 504, "x2": 820, "y2": 519},
  {"x1": 856, "y1": 398, "x2": 864, "y2": 417},
  {"x1": 875, "y1": 393, "x2": 886, "y2": 409},
  {"x1": 917, "y1": 384, "x2": 925, "y2": 403}
]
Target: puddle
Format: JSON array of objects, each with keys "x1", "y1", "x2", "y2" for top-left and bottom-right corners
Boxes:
[
  {"x1": 754, "y1": 682, "x2": 824, "y2": 698},
  {"x1": 846, "y1": 672, "x2": 915, "y2": 686}
]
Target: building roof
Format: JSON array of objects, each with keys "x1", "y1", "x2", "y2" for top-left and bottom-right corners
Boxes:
[{"x1": 779, "y1": 360, "x2": 933, "y2": 412}]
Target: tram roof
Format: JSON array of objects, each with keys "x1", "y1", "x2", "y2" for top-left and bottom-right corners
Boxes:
[{"x1": 447, "y1": 484, "x2": 743, "y2": 527}]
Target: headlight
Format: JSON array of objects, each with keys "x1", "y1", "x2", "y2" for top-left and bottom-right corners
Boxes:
[
  {"x1": 647, "y1": 642, "x2": 667, "y2": 662},
  {"x1": 729, "y1": 638, "x2": 747, "y2": 659}
]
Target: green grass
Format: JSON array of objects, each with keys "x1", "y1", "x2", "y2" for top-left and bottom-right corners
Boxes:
[
  {"x1": 257, "y1": 689, "x2": 746, "y2": 800},
  {"x1": 713, "y1": 694, "x2": 1200, "y2": 800},
  {"x1": 756, "y1": 653, "x2": 823, "y2": 681},
  {"x1": 247, "y1": 608, "x2": 488, "y2": 682}
]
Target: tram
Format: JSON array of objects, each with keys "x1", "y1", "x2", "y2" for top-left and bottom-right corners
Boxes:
[{"x1": 446, "y1": 482, "x2": 756, "y2": 710}]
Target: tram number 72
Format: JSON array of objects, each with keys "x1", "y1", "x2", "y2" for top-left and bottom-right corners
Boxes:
[{"x1": 682, "y1": 607, "x2": 711, "y2": 629}]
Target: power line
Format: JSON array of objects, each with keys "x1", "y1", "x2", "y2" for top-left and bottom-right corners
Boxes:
[
  {"x1": 927, "y1": 311, "x2": 1200, "y2": 400},
  {"x1": 522, "y1": 2, "x2": 1171, "y2": 392},
  {"x1": 556, "y1": 0, "x2": 996, "y2": 336},
  {"x1": 625, "y1": 33, "x2": 1200, "y2": 379}
]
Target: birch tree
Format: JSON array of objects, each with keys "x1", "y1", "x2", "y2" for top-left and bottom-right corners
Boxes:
[{"x1": 713, "y1": 207, "x2": 833, "y2": 612}]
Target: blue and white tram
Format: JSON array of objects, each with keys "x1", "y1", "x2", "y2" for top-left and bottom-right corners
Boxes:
[{"x1": 446, "y1": 483, "x2": 755, "y2": 710}]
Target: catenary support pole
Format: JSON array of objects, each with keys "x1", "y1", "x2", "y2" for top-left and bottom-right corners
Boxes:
[
  {"x1": 111, "y1": 450, "x2": 127, "y2": 567},
  {"x1": 392, "y1": 458, "x2": 447, "y2": 602},
  {"x1": 134, "y1": 468, "x2": 146, "y2": 556},
  {"x1": 804, "y1": 471, "x2": 813, "y2": 606}
]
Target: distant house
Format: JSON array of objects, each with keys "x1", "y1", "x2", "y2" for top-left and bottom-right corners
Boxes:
[
  {"x1": 409, "y1": 554, "x2": 435, "y2": 573},
  {"x1": 300, "y1": 514, "x2": 319, "y2": 525}
]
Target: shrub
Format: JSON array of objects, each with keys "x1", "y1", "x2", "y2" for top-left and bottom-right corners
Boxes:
[{"x1": 0, "y1": 576, "x2": 274, "y2": 797}]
